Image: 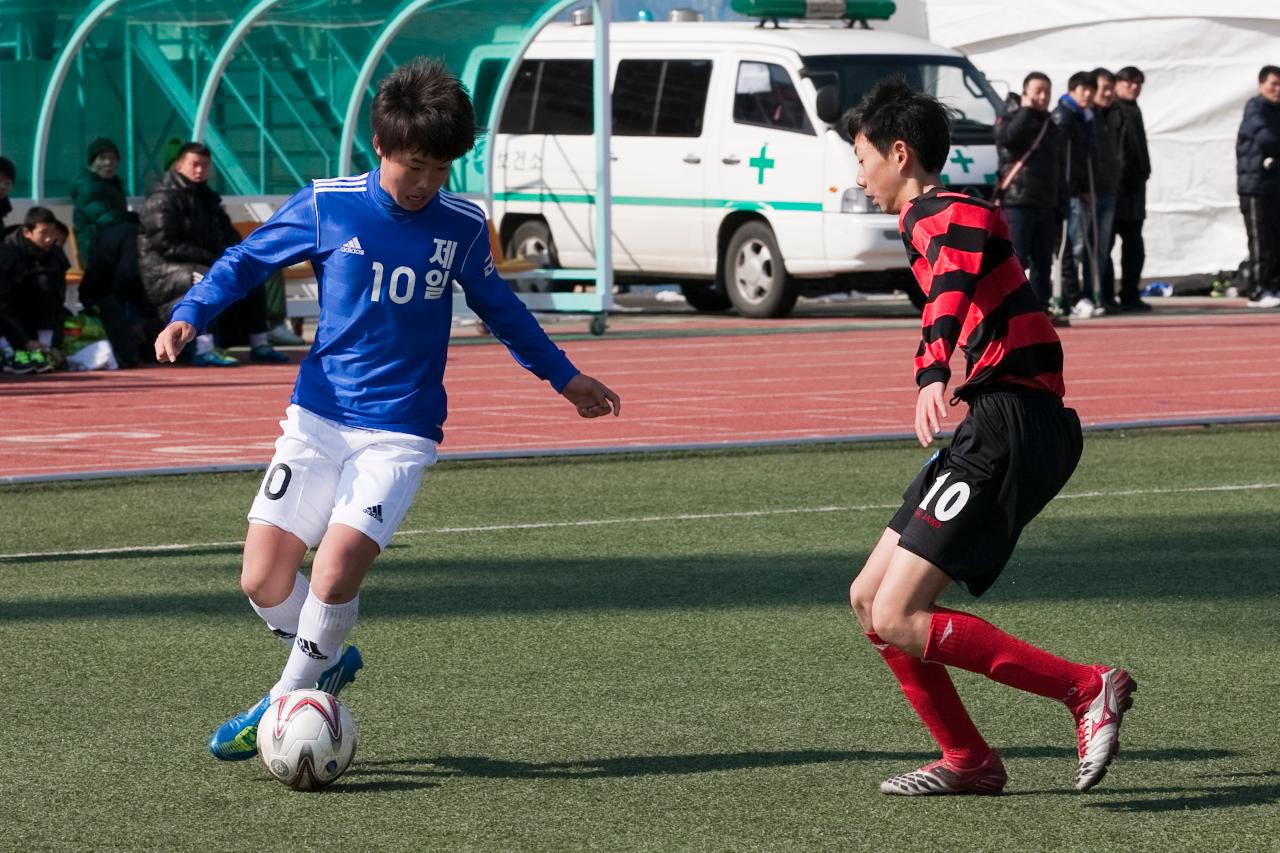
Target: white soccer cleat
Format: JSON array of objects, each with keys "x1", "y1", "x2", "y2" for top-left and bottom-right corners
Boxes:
[
  {"x1": 1073, "y1": 666, "x2": 1137, "y2": 791},
  {"x1": 880, "y1": 751, "x2": 1007, "y2": 796}
]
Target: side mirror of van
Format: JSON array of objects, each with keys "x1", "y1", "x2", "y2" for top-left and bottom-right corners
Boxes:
[{"x1": 815, "y1": 85, "x2": 842, "y2": 126}]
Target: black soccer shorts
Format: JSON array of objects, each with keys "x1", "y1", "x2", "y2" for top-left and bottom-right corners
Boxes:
[{"x1": 888, "y1": 389, "x2": 1083, "y2": 596}]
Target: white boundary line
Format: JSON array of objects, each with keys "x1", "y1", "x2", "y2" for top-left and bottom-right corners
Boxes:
[{"x1": 2, "y1": 481, "x2": 1276, "y2": 563}]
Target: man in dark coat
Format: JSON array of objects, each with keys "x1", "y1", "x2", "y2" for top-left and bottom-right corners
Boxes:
[
  {"x1": 1111, "y1": 67, "x2": 1153, "y2": 311},
  {"x1": 71, "y1": 137, "x2": 130, "y2": 263},
  {"x1": 138, "y1": 142, "x2": 286, "y2": 364},
  {"x1": 1088, "y1": 68, "x2": 1123, "y2": 313},
  {"x1": 995, "y1": 71, "x2": 1062, "y2": 312},
  {"x1": 0, "y1": 206, "x2": 70, "y2": 373},
  {"x1": 0, "y1": 156, "x2": 14, "y2": 232},
  {"x1": 1051, "y1": 71, "x2": 1101, "y2": 317},
  {"x1": 1237, "y1": 65, "x2": 1280, "y2": 309}
]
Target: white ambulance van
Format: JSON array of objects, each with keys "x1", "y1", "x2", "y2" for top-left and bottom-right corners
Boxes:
[{"x1": 491, "y1": 2, "x2": 1007, "y2": 317}]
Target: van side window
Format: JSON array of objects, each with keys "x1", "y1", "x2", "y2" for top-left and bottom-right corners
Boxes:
[
  {"x1": 614, "y1": 59, "x2": 712, "y2": 137},
  {"x1": 499, "y1": 60, "x2": 594, "y2": 135},
  {"x1": 734, "y1": 62, "x2": 814, "y2": 135}
]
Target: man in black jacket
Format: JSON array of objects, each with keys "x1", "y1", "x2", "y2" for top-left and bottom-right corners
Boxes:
[
  {"x1": 138, "y1": 142, "x2": 287, "y2": 364},
  {"x1": 1111, "y1": 67, "x2": 1152, "y2": 311},
  {"x1": 995, "y1": 71, "x2": 1062, "y2": 313},
  {"x1": 0, "y1": 206, "x2": 69, "y2": 374},
  {"x1": 1237, "y1": 66, "x2": 1280, "y2": 309},
  {"x1": 0, "y1": 156, "x2": 14, "y2": 231},
  {"x1": 1051, "y1": 72, "x2": 1101, "y2": 317},
  {"x1": 1088, "y1": 68, "x2": 1123, "y2": 314}
]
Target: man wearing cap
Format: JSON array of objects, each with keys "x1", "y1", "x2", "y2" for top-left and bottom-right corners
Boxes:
[{"x1": 71, "y1": 137, "x2": 130, "y2": 263}]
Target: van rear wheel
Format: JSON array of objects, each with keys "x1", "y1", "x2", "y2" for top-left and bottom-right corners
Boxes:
[
  {"x1": 723, "y1": 221, "x2": 798, "y2": 318},
  {"x1": 506, "y1": 220, "x2": 560, "y2": 293}
]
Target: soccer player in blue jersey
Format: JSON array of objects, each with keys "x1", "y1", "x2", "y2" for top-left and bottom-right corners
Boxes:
[{"x1": 154, "y1": 59, "x2": 620, "y2": 762}]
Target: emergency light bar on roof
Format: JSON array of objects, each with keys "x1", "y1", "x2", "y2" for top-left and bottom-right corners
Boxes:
[{"x1": 730, "y1": 0, "x2": 896, "y2": 21}]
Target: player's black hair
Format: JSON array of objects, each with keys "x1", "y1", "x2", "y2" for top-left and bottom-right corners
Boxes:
[
  {"x1": 176, "y1": 141, "x2": 212, "y2": 161},
  {"x1": 1067, "y1": 71, "x2": 1097, "y2": 92},
  {"x1": 844, "y1": 78, "x2": 951, "y2": 174},
  {"x1": 1116, "y1": 66, "x2": 1145, "y2": 84},
  {"x1": 1260, "y1": 65, "x2": 1280, "y2": 84},
  {"x1": 1022, "y1": 71, "x2": 1051, "y2": 91},
  {"x1": 0, "y1": 156, "x2": 15, "y2": 182},
  {"x1": 23, "y1": 206, "x2": 58, "y2": 230},
  {"x1": 371, "y1": 58, "x2": 483, "y2": 161},
  {"x1": 1092, "y1": 67, "x2": 1116, "y2": 85}
]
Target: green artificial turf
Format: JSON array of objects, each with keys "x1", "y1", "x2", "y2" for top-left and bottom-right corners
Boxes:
[{"x1": 1, "y1": 425, "x2": 1278, "y2": 851}]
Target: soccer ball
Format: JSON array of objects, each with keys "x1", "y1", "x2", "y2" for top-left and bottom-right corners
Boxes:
[{"x1": 257, "y1": 689, "x2": 358, "y2": 791}]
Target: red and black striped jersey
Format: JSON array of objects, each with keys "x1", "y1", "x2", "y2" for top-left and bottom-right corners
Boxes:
[{"x1": 899, "y1": 188, "x2": 1065, "y2": 400}]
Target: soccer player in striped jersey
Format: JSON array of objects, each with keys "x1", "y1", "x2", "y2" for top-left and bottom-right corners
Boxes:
[
  {"x1": 155, "y1": 59, "x2": 619, "y2": 763},
  {"x1": 843, "y1": 80, "x2": 1135, "y2": 795}
]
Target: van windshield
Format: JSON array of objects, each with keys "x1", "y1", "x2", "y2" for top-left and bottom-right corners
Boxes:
[{"x1": 801, "y1": 55, "x2": 1004, "y2": 144}]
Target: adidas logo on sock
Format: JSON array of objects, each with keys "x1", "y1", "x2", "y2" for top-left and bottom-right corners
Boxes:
[
  {"x1": 363, "y1": 504, "x2": 383, "y2": 522},
  {"x1": 296, "y1": 638, "x2": 329, "y2": 660},
  {"x1": 340, "y1": 236, "x2": 365, "y2": 255}
]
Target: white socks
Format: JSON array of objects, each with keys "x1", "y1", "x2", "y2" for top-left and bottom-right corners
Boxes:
[
  {"x1": 250, "y1": 572, "x2": 310, "y2": 648},
  {"x1": 194, "y1": 333, "x2": 215, "y2": 355},
  {"x1": 270, "y1": 593, "x2": 359, "y2": 700}
]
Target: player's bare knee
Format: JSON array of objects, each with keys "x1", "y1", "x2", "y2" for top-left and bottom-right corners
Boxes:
[{"x1": 849, "y1": 578, "x2": 876, "y2": 630}]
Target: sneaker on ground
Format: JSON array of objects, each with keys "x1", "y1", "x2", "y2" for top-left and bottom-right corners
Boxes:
[
  {"x1": 1246, "y1": 292, "x2": 1280, "y2": 309},
  {"x1": 1071, "y1": 298, "x2": 1096, "y2": 320},
  {"x1": 191, "y1": 348, "x2": 239, "y2": 366},
  {"x1": 249, "y1": 344, "x2": 289, "y2": 364},
  {"x1": 209, "y1": 693, "x2": 270, "y2": 761},
  {"x1": 266, "y1": 322, "x2": 306, "y2": 346},
  {"x1": 1073, "y1": 666, "x2": 1137, "y2": 791},
  {"x1": 27, "y1": 350, "x2": 52, "y2": 373},
  {"x1": 880, "y1": 750, "x2": 1007, "y2": 796},
  {"x1": 315, "y1": 645, "x2": 364, "y2": 696},
  {"x1": 1094, "y1": 300, "x2": 1122, "y2": 317},
  {"x1": 3, "y1": 351, "x2": 36, "y2": 375},
  {"x1": 1119, "y1": 298, "x2": 1153, "y2": 312}
]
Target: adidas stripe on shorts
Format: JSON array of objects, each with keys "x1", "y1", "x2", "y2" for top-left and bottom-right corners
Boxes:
[{"x1": 248, "y1": 404, "x2": 437, "y2": 551}]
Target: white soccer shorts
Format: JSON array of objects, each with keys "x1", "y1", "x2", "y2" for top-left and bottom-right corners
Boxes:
[{"x1": 247, "y1": 404, "x2": 438, "y2": 551}]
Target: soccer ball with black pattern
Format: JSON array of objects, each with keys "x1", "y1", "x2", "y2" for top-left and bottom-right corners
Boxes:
[{"x1": 257, "y1": 689, "x2": 357, "y2": 791}]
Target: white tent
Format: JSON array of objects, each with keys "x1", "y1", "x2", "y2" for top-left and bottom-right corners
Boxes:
[{"x1": 892, "y1": 1, "x2": 1280, "y2": 278}]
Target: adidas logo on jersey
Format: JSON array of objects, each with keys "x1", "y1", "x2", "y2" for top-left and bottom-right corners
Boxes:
[
  {"x1": 340, "y1": 236, "x2": 365, "y2": 255},
  {"x1": 363, "y1": 504, "x2": 383, "y2": 522}
]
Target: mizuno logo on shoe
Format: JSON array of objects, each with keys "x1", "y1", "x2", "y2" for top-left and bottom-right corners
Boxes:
[
  {"x1": 297, "y1": 638, "x2": 329, "y2": 660},
  {"x1": 340, "y1": 236, "x2": 365, "y2": 255},
  {"x1": 363, "y1": 504, "x2": 383, "y2": 522}
]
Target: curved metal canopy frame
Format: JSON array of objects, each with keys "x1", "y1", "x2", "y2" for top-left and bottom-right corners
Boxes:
[
  {"x1": 192, "y1": 0, "x2": 287, "y2": 143},
  {"x1": 31, "y1": 0, "x2": 124, "y2": 201}
]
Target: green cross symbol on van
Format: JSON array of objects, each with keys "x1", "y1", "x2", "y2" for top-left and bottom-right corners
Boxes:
[
  {"x1": 949, "y1": 148, "x2": 974, "y2": 173},
  {"x1": 749, "y1": 144, "x2": 775, "y2": 184}
]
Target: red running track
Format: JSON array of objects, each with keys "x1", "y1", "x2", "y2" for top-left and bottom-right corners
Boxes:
[{"x1": 1, "y1": 314, "x2": 1278, "y2": 482}]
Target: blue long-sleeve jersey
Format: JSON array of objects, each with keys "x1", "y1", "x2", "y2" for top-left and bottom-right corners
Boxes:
[{"x1": 170, "y1": 171, "x2": 579, "y2": 442}]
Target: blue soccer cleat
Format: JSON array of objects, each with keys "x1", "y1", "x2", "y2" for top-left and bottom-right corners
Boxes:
[
  {"x1": 209, "y1": 693, "x2": 270, "y2": 761},
  {"x1": 316, "y1": 645, "x2": 363, "y2": 696}
]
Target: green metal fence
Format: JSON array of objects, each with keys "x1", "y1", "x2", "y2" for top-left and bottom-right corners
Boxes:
[{"x1": 0, "y1": 0, "x2": 586, "y2": 200}]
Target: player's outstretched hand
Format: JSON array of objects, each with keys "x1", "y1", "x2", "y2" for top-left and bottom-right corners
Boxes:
[
  {"x1": 561, "y1": 373, "x2": 620, "y2": 418},
  {"x1": 154, "y1": 321, "x2": 197, "y2": 363},
  {"x1": 915, "y1": 381, "x2": 948, "y2": 447}
]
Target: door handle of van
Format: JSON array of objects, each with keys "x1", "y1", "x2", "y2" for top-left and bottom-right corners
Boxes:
[
  {"x1": 683, "y1": 154, "x2": 702, "y2": 164},
  {"x1": 721, "y1": 156, "x2": 741, "y2": 165}
]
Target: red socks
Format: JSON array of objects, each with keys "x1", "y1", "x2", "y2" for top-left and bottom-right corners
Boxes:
[
  {"x1": 866, "y1": 632, "x2": 991, "y2": 768},
  {"x1": 923, "y1": 607, "x2": 1100, "y2": 710}
]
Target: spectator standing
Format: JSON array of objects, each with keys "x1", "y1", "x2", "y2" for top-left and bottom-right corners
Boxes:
[
  {"x1": 995, "y1": 71, "x2": 1063, "y2": 314},
  {"x1": 1088, "y1": 67, "x2": 1123, "y2": 314},
  {"x1": 1111, "y1": 67, "x2": 1152, "y2": 311},
  {"x1": 1237, "y1": 65, "x2": 1280, "y2": 309},
  {"x1": 1051, "y1": 72, "x2": 1100, "y2": 318},
  {"x1": 0, "y1": 207, "x2": 69, "y2": 374},
  {"x1": 137, "y1": 142, "x2": 287, "y2": 364},
  {"x1": 71, "y1": 137, "x2": 130, "y2": 264},
  {"x1": 0, "y1": 157, "x2": 14, "y2": 231}
]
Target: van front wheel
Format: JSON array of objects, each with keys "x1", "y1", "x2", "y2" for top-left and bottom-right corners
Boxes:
[{"x1": 723, "y1": 222, "x2": 798, "y2": 318}]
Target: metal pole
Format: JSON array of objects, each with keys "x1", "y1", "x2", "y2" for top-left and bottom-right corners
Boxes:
[
  {"x1": 592, "y1": 0, "x2": 614, "y2": 311},
  {"x1": 193, "y1": 0, "x2": 284, "y2": 143},
  {"x1": 124, "y1": 22, "x2": 135, "y2": 195}
]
